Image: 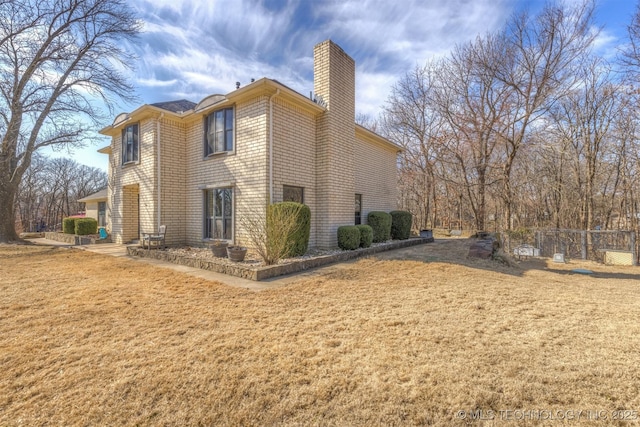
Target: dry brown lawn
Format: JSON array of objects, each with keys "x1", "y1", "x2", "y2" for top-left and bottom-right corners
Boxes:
[{"x1": 1, "y1": 241, "x2": 640, "y2": 426}]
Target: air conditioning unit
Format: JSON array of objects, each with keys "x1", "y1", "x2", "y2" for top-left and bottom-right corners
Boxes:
[
  {"x1": 553, "y1": 253, "x2": 565, "y2": 263},
  {"x1": 513, "y1": 244, "x2": 540, "y2": 257}
]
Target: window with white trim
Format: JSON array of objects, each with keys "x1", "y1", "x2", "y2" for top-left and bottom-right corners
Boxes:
[
  {"x1": 204, "y1": 188, "x2": 233, "y2": 240},
  {"x1": 204, "y1": 107, "x2": 234, "y2": 156}
]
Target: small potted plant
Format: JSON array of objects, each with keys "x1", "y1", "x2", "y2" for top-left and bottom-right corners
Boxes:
[
  {"x1": 227, "y1": 246, "x2": 248, "y2": 262},
  {"x1": 209, "y1": 239, "x2": 229, "y2": 257}
]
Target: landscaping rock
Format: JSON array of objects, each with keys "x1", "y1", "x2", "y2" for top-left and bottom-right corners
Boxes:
[
  {"x1": 468, "y1": 238, "x2": 498, "y2": 259},
  {"x1": 128, "y1": 237, "x2": 434, "y2": 281}
]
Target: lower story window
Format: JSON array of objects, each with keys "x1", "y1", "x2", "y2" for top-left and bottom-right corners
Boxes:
[
  {"x1": 283, "y1": 185, "x2": 304, "y2": 204},
  {"x1": 204, "y1": 188, "x2": 233, "y2": 240},
  {"x1": 355, "y1": 194, "x2": 362, "y2": 225},
  {"x1": 98, "y1": 201, "x2": 106, "y2": 227}
]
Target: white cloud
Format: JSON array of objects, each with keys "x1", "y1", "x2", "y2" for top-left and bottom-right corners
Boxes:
[
  {"x1": 314, "y1": 0, "x2": 512, "y2": 68},
  {"x1": 137, "y1": 77, "x2": 178, "y2": 87},
  {"x1": 356, "y1": 71, "x2": 398, "y2": 117},
  {"x1": 74, "y1": 0, "x2": 639, "y2": 172},
  {"x1": 128, "y1": 0, "x2": 516, "y2": 118},
  {"x1": 592, "y1": 27, "x2": 622, "y2": 60}
]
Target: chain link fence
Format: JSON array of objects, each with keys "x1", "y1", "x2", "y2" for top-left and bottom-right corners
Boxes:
[{"x1": 502, "y1": 229, "x2": 637, "y2": 266}]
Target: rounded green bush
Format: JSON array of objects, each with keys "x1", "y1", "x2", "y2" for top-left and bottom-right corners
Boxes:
[
  {"x1": 62, "y1": 217, "x2": 77, "y2": 234},
  {"x1": 367, "y1": 211, "x2": 392, "y2": 243},
  {"x1": 75, "y1": 218, "x2": 98, "y2": 236},
  {"x1": 390, "y1": 210, "x2": 412, "y2": 240},
  {"x1": 337, "y1": 225, "x2": 361, "y2": 250},
  {"x1": 267, "y1": 202, "x2": 311, "y2": 257},
  {"x1": 356, "y1": 224, "x2": 373, "y2": 248}
]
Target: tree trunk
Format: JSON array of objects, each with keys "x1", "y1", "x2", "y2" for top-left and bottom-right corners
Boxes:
[
  {"x1": 0, "y1": 177, "x2": 20, "y2": 242},
  {"x1": 585, "y1": 165, "x2": 595, "y2": 230},
  {"x1": 476, "y1": 166, "x2": 487, "y2": 231},
  {"x1": 431, "y1": 188, "x2": 438, "y2": 229}
]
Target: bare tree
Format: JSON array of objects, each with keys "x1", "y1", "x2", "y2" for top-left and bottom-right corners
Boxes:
[
  {"x1": 15, "y1": 153, "x2": 46, "y2": 232},
  {"x1": 16, "y1": 156, "x2": 106, "y2": 232},
  {"x1": 241, "y1": 202, "x2": 308, "y2": 265},
  {"x1": 0, "y1": 0, "x2": 140, "y2": 242},
  {"x1": 493, "y1": 0, "x2": 596, "y2": 230},
  {"x1": 382, "y1": 62, "x2": 448, "y2": 229},
  {"x1": 436, "y1": 35, "x2": 513, "y2": 231},
  {"x1": 530, "y1": 124, "x2": 575, "y2": 229},
  {"x1": 613, "y1": 96, "x2": 640, "y2": 232},
  {"x1": 549, "y1": 58, "x2": 618, "y2": 229},
  {"x1": 621, "y1": 1, "x2": 640, "y2": 78},
  {"x1": 368, "y1": 0, "x2": 640, "y2": 240},
  {"x1": 355, "y1": 112, "x2": 379, "y2": 133}
]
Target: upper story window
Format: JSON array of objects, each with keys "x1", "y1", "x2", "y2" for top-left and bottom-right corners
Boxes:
[
  {"x1": 204, "y1": 107, "x2": 234, "y2": 156},
  {"x1": 121, "y1": 123, "x2": 139, "y2": 165}
]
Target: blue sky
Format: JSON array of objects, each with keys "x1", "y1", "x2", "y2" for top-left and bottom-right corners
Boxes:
[{"x1": 63, "y1": 0, "x2": 638, "y2": 172}]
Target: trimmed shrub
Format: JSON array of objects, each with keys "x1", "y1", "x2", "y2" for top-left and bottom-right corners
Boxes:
[
  {"x1": 338, "y1": 226, "x2": 361, "y2": 250},
  {"x1": 390, "y1": 210, "x2": 412, "y2": 240},
  {"x1": 356, "y1": 224, "x2": 373, "y2": 248},
  {"x1": 367, "y1": 211, "x2": 392, "y2": 242},
  {"x1": 62, "y1": 217, "x2": 76, "y2": 234},
  {"x1": 267, "y1": 202, "x2": 311, "y2": 258},
  {"x1": 75, "y1": 218, "x2": 98, "y2": 236}
]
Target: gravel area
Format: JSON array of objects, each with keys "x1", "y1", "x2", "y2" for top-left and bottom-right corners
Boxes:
[{"x1": 163, "y1": 243, "x2": 390, "y2": 268}]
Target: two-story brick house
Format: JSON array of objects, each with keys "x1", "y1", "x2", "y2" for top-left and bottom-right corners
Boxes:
[{"x1": 98, "y1": 40, "x2": 401, "y2": 249}]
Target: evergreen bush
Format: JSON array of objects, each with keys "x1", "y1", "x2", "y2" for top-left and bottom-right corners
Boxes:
[
  {"x1": 367, "y1": 211, "x2": 392, "y2": 242},
  {"x1": 390, "y1": 210, "x2": 412, "y2": 240},
  {"x1": 337, "y1": 225, "x2": 360, "y2": 250},
  {"x1": 62, "y1": 217, "x2": 76, "y2": 234},
  {"x1": 356, "y1": 224, "x2": 373, "y2": 248},
  {"x1": 75, "y1": 218, "x2": 98, "y2": 235}
]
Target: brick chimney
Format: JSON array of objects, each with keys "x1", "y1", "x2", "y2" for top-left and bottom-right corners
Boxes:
[{"x1": 314, "y1": 40, "x2": 356, "y2": 248}]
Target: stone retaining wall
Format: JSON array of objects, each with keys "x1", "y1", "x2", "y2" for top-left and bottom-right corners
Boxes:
[
  {"x1": 44, "y1": 232, "x2": 112, "y2": 245},
  {"x1": 127, "y1": 237, "x2": 434, "y2": 281}
]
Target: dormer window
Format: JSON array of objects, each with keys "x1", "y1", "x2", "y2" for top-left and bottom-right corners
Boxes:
[
  {"x1": 121, "y1": 123, "x2": 139, "y2": 165},
  {"x1": 204, "y1": 107, "x2": 234, "y2": 156}
]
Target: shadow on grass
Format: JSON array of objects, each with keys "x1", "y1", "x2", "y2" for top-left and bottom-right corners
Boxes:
[
  {"x1": 543, "y1": 268, "x2": 640, "y2": 281},
  {"x1": 370, "y1": 238, "x2": 640, "y2": 280},
  {"x1": 0, "y1": 245, "x2": 60, "y2": 260}
]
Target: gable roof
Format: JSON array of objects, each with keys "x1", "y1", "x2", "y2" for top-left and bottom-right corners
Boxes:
[
  {"x1": 197, "y1": 78, "x2": 325, "y2": 116},
  {"x1": 356, "y1": 124, "x2": 402, "y2": 153},
  {"x1": 98, "y1": 79, "x2": 400, "y2": 152},
  {"x1": 77, "y1": 188, "x2": 107, "y2": 202}
]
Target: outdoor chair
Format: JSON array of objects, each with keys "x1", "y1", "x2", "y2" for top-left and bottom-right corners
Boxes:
[
  {"x1": 142, "y1": 225, "x2": 167, "y2": 251},
  {"x1": 98, "y1": 227, "x2": 108, "y2": 240}
]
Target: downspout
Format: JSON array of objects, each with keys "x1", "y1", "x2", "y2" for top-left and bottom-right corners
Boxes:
[
  {"x1": 268, "y1": 89, "x2": 280, "y2": 203},
  {"x1": 157, "y1": 113, "x2": 164, "y2": 230}
]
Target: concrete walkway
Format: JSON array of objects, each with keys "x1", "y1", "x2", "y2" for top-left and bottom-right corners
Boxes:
[{"x1": 29, "y1": 238, "x2": 288, "y2": 291}]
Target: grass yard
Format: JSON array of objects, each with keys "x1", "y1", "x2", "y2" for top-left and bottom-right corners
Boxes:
[{"x1": 1, "y1": 241, "x2": 640, "y2": 426}]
